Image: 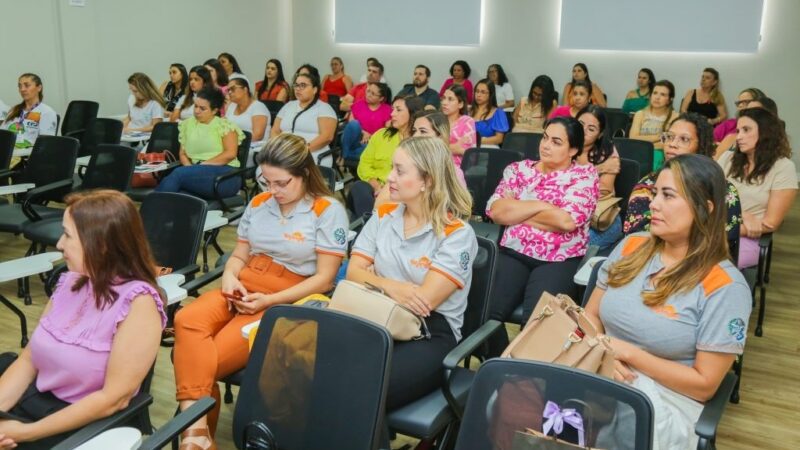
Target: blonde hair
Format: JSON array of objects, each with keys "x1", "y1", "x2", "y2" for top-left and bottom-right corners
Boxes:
[
  {"x1": 127, "y1": 72, "x2": 166, "y2": 108},
  {"x1": 256, "y1": 133, "x2": 332, "y2": 199},
  {"x1": 398, "y1": 136, "x2": 472, "y2": 236},
  {"x1": 606, "y1": 154, "x2": 730, "y2": 306}
]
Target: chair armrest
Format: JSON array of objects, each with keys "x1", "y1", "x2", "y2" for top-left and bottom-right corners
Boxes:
[
  {"x1": 695, "y1": 371, "x2": 737, "y2": 448},
  {"x1": 758, "y1": 233, "x2": 773, "y2": 249},
  {"x1": 316, "y1": 149, "x2": 334, "y2": 166},
  {"x1": 64, "y1": 128, "x2": 86, "y2": 140},
  {"x1": 577, "y1": 244, "x2": 600, "y2": 270},
  {"x1": 21, "y1": 179, "x2": 74, "y2": 221},
  {"x1": 173, "y1": 264, "x2": 201, "y2": 279},
  {"x1": 138, "y1": 397, "x2": 216, "y2": 450},
  {"x1": 222, "y1": 206, "x2": 245, "y2": 223},
  {"x1": 51, "y1": 393, "x2": 153, "y2": 450},
  {"x1": 212, "y1": 167, "x2": 250, "y2": 211},
  {"x1": 182, "y1": 265, "x2": 225, "y2": 297},
  {"x1": 0, "y1": 168, "x2": 18, "y2": 180}
]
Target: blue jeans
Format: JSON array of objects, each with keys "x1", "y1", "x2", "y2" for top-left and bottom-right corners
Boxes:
[
  {"x1": 589, "y1": 215, "x2": 623, "y2": 251},
  {"x1": 341, "y1": 120, "x2": 367, "y2": 160},
  {"x1": 155, "y1": 164, "x2": 241, "y2": 199}
]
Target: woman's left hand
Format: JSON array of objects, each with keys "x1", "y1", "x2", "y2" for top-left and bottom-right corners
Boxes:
[
  {"x1": 360, "y1": 131, "x2": 371, "y2": 145},
  {"x1": 605, "y1": 336, "x2": 640, "y2": 384},
  {"x1": 0, "y1": 419, "x2": 29, "y2": 446},
  {"x1": 231, "y1": 293, "x2": 271, "y2": 315}
]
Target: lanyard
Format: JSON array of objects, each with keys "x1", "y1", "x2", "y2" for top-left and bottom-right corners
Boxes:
[{"x1": 16, "y1": 102, "x2": 40, "y2": 126}]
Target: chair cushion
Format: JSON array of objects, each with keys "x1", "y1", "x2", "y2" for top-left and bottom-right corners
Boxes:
[
  {"x1": 0, "y1": 205, "x2": 65, "y2": 233},
  {"x1": 23, "y1": 217, "x2": 65, "y2": 246},
  {"x1": 387, "y1": 368, "x2": 474, "y2": 439},
  {"x1": 510, "y1": 304, "x2": 525, "y2": 325}
]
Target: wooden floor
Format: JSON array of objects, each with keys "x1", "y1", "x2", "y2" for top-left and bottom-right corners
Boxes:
[{"x1": 1, "y1": 201, "x2": 799, "y2": 449}]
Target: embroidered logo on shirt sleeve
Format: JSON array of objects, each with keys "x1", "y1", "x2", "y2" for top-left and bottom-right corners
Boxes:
[
  {"x1": 333, "y1": 227, "x2": 346, "y2": 245},
  {"x1": 727, "y1": 318, "x2": 746, "y2": 341},
  {"x1": 459, "y1": 251, "x2": 470, "y2": 271}
]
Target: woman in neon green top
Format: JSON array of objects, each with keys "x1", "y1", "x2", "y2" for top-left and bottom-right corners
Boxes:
[
  {"x1": 156, "y1": 87, "x2": 244, "y2": 198},
  {"x1": 622, "y1": 68, "x2": 655, "y2": 114},
  {"x1": 357, "y1": 95, "x2": 424, "y2": 193}
]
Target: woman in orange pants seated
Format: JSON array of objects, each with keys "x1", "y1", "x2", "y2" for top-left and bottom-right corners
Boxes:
[{"x1": 172, "y1": 133, "x2": 349, "y2": 450}]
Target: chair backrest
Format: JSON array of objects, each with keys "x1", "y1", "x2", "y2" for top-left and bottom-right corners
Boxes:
[
  {"x1": 462, "y1": 236, "x2": 499, "y2": 347},
  {"x1": 145, "y1": 121, "x2": 180, "y2": 154},
  {"x1": 502, "y1": 132, "x2": 542, "y2": 161},
  {"x1": 139, "y1": 192, "x2": 207, "y2": 271},
  {"x1": 614, "y1": 158, "x2": 641, "y2": 221},
  {"x1": 61, "y1": 100, "x2": 99, "y2": 136},
  {"x1": 81, "y1": 144, "x2": 137, "y2": 191},
  {"x1": 317, "y1": 165, "x2": 337, "y2": 192},
  {"x1": 460, "y1": 147, "x2": 523, "y2": 218},
  {"x1": 614, "y1": 138, "x2": 653, "y2": 179},
  {"x1": 24, "y1": 136, "x2": 79, "y2": 199},
  {"x1": 260, "y1": 100, "x2": 285, "y2": 126},
  {"x1": 603, "y1": 108, "x2": 632, "y2": 145},
  {"x1": 454, "y1": 358, "x2": 654, "y2": 450},
  {"x1": 327, "y1": 94, "x2": 344, "y2": 119},
  {"x1": 504, "y1": 110, "x2": 514, "y2": 130},
  {"x1": 233, "y1": 305, "x2": 392, "y2": 450},
  {"x1": 581, "y1": 261, "x2": 604, "y2": 306},
  {"x1": 347, "y1": 180, "x2": 376, "y2": 220},
  {"x1": 237, "y1": 130, "x2": 253, "y2": 168},
  {"x1": 78, "y1": 118, "x2": 123, "y2": 157},
  {"x1": 0, "y1": 129, "x2": 15, "y2": 171}
]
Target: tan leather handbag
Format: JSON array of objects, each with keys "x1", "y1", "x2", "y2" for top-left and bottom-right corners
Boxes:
[
  {"x1": 591, "y1": 191, "x2": 621, "y2": 231},
  {"x1": 328, "y1": 280, "x2": 430, "y2": 341},
  {"x1": 502, "y1": 292, "x2": 615, "y2": 378}
]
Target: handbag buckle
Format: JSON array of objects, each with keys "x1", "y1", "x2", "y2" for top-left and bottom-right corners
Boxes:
[
  {"x1": 414, "y1": 318, "x2": 432, "y2": 340},
  {"x1": 562, "y1": 332, "x2": 582, "y2": 352},
  {"x1": 364, "y1": 281, "x2": 386, "y2": 295}
]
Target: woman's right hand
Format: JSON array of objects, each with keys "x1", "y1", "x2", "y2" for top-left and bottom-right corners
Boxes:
[
  {"x1": 222, "y1": 272, "x2": 248, "y2": 298},
  {"x1": 384, "y1": 279, "x2": 431, "y2": 317},
  {"x1": 741, "y1": 213, "x2": 762, "y2": 239}
]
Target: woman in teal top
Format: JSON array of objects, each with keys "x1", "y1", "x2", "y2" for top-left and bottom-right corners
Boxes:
[
  {"x1": 622, "y1": 68, "x2": 655, "y2": 114},
  {"x1": 156, "y1": 87, "x2": 244, "y2": 198}
]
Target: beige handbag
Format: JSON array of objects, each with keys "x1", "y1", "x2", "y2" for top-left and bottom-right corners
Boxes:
[
  {"x1": 591, "y1": 191, "x2": 621, "y2": 231},
  {"x1": 328, "y1": 280, "x2": 430, "y2": 341},
  {"x1": 502, "y1": 292, "x2": 615, "y2": 378}
]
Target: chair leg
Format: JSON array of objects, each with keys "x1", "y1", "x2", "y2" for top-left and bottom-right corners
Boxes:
[
  {"x1": 224, "y1": 382, "x2": 234, "y2": 404},
  {"x1": 22, "y1": 277, "x2": 31, "y2": 305},
  {"x1": 755, "y1": 283, "x2": 766, "y2": 337},
  {"x1": 730, "y1": 356, "x2": 742, "y2": 404},
  {"x1": 764, "y1": 241, "x2": 773, "y2": 284},
  {"x1": 201, "y1": 231, "x2": 212, "y2": 272},
  {"x1": 0, "y1": 294, "x2": 28, "y2": 347}
]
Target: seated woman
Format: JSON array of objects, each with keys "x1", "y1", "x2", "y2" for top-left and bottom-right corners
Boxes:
[
  {"x1": 255, "y1": 59, "x2": 290, "y2": 103},
  {"x1": 512, "y1": 75, "x2": 557, "y2": 133},
  {"x1": 159, "y1": 63, "x2": 188, "y2": 113},
  {"x1": 549, "y1": 79, "x2": 592, "y2": 119},
  {"x1": 411, "y1": 110, "x2": 466, "y2": 188},
  {"x1": 470, "y1": 79, "x2": 509, "y2": 148},
  {"x1": 204, "y1": 59, "x2": 230, "y2": 96},
  {"x1": 714, "y1": 96, "x2": 776, "y2": 159},
  {"x1": 341, "y1": 82, "x2": 392, "y2": 161},
  {"x1": 170, "y1": 66, "x2": 213, "y2": 122},
  {"x1": 1, "y1": 73, "x2": 58, "y2": 149},
  {"x1": 173, "y1": 134, "x2": 348, "y2": 449},
  {"x1": 217, "y1": 52, "x2": 244, "y2": 80},
  {"x1": 629, "y1": 80, "x2": 679, "y2": 170},
  {"x1": 713, "y1": 87, "x2": 766, "y2": 144},
  {"x1": 357, "y1": 95, "x2": 424, "y2": 194},
  {"x1": 487, "y1": 64, "x2": 514, "y2": 109},
  {"x1": 0, "y1": 190, "x2": 165, "y2": 449},
  {"x1": 621, "y1": 68, "x2": 655, "y2": 114},
  {"x1": 624, "y1": 112, "x2": 742, "y2": 247},
  {"x1": 485, "y1": 117, "x2": 598, "y2": 357},
  {"x1": 271, "y1": 71, "x2": 337, "y2": 166},
  {"x1": 585, "y1": 154, "x2": 751, "y2": 449},
  {"x1": 562, "y1": 63, "x2": 606, "y2": 107},
  {"x1": 293, "y1": 65, "x2": 329, "y2": 103},
  {"x1": 156, "y1": 87, "x2": 244, "y2": 199},
  {"x1": 439, "y1": 60, "x2": 474, "y2": 104},
  {"x1": 347, "y1": 136, "x2": 477, "y2": 411},
  {"x1": 123, "y1": 72, "x2": 165, "y2": 134},
  {"x1": 441, "y1": 84, "x2": 476, "y2": 171},
  {"x1": 577, "y1": 106, "x2": 623, "y2": 250},
  {"x1": 322, "y1": 56, "x2": 353, "y2": 98},
  {"x1": 225, "y1": 77, "x2": 270, "y2": 142},
  {"x1": 680, "y1": 67, "x2": 727, "y2": 125},
  {"x1": 717, "y1": 107, "x2": 797, "y2": 268}
]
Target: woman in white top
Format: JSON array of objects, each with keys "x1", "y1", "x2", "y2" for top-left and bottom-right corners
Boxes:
[
  {"x1": 1, "y1": 73, "x2": 58, "y2": 149},
  {"x1": 225, "y1": 78, "x2": 270, "y2": 142},
  {"x1": 271, "y1": 72, "x2": 337, "y2": 166},
  {"x1": 487, "y1": 64, "x2": 514, "y2": 109},
  {"x1": 123, "y1": 73, "x2": 165, "y2": 133},
  {"x1": 630, "y1": 80, "x2": 679, "y2": 170},
  {"x1": 170, "y1": 66, "x2": 213, "y2": 122}
]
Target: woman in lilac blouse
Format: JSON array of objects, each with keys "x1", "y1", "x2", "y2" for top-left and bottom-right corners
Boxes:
[
  {"x1": 0, "y1": 190, "x2": 166, "y2": 449},
  {"x1": 485, "y1": 116, "x2": 599, "y2": 356}
]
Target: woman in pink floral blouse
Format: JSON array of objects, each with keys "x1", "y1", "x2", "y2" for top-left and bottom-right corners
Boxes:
[{"x1": 485, "y1": 116, "x2": 599, "y2": 356}]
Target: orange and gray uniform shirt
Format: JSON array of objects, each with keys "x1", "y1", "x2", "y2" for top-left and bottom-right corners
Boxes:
[
  {"x1": 237, "y1": 193, "x2": 349, "y2": 276},
  {"x1": 351, "y1": 203, "x2": 478, "y2": 341},
  {"x1": 597, "y1": 233, "x2": 751, "y2": 366}
]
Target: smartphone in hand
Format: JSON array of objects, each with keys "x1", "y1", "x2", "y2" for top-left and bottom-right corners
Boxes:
[{"x1": 222, "y1": 291, "x2": 244, "y2": 302}]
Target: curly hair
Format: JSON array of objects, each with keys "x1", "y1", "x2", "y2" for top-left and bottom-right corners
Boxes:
[
  {"x1": 728, "y1": 107, "x2": 792, "y2": 184},
  {"x1": 670, "y1": 112, "x2": 714, "y2": 157}
]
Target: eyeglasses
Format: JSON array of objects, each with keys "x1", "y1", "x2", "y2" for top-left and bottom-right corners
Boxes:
[
  {"x1": 257, "y1": 175, "x2": 293, "y2": 192},
  {"x1": 660, "y1": 132, "x2": 696, "y2": 147},
  {"x1": 734, "y1": 99, "x2": 753, "y2": 107},
  {"x1": 293, "y1": 83, "x2": 310, "y2": 90}
]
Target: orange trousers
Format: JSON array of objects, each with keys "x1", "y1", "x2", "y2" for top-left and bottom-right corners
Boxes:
[{"x1": 173, "y1": 254, "x2": 307, "y2": 435}]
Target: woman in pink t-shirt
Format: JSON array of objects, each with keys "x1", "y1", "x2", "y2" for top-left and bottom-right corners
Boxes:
[
  {"x1": 438, "y1": 60, "x2": 474, "y2": 104},
  {"x1": 342, "y1": 82, "x2": 392, "y2": 161},
  {"x1": 0, "y1": 190, "x2": 165, "y2": 448},
  {"x1": 441, "y1": 84, "x2": 476, "y2": 171}
]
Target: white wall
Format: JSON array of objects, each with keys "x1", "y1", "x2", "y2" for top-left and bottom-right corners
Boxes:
[{"x1": 291, "y1": 0, "x2": 800, "y2": 165}]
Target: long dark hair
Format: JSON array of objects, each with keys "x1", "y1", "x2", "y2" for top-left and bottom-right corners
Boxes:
[
  {"x1": 671, "y1": 112, "x2": 714, "y2": 158},
  {"x1": 576, "y1": 105, "x2": 611, "y2": 164},
  {"x1": 488, "y1": 64, "x2": 509, "y2": 85},
  {"x1": 445, "y1": 84, "x2": 469, "y2": 116},
  {"x1": 165, "y1": 63, "x2": 189, "y2": 105},
  {"x1": 529, "y1": 75, "x2": 557, "y2": 118},
  {"x1": 728, "y1": 107, "x2": 792, "y2": 184},
  {"x1": 384, "y1": 95, "x2": 425, "y2": 139},
  {"x1": 5, "y1": 73, "x2": 44, "y2": 123},
  {"x1": 196, "y1": 87, "x2": 226, "y2": 117},
  {"x1": 571, "y1": 63, "x2": 592, "y2": 85},
  {"x1": 639, "y1": 68, "x2": 656, "y2": 93},
  {"x1": 180, "y1": 66, "x2": 213, "y2": 112},
  {"x1": 204, "y1": 58, "x2": 229, "y2": 87},
  {"x1": 370, "y1": 82, "x2": 392, "y2": 105},
  {"x1": 257, "y1": 59, "x2": 286, "y2": 100},
  {"x1": 218, "y1": 52, "x2": 243, "y2": 74},
  {"x1": 471, "y1": 79, "x2": 497, "y2": 120}
]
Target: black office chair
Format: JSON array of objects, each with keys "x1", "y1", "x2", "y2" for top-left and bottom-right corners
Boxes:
[
  {"x1": 348, "y1": 180, "x2": 376, "y2": 220},
  {"x1": 453, "y1": 358, "x2": 655, "y2": 450},
  {"x1": 60, "y1": 100, "x2": 99, "y2": 137},
  {"x1": 614, "y1": 137, "x2": 654, "y2": 179},
  {"x1": 615, "y1": 158, "x2": 641, "y2": 222},
  {"x1": 206, "y1": 130, "x2": 252, "y2": 216},
  {"x1": 460, "y1": 147, "x2": 523, "y2": 219},
  {"x1": 604, "y1": 107, "x2": 632, "y2": 145},
  {"x1": 501, "y1": 132, "x2": 542, "y2": 161},
  {"x1": 260, "y1": 100, "x2": 285, "y2": 126},
  {"x1": 127, "y1": 121, "x2": 180, "y2": 201},
  {"x1": 0, "y1": 129, "x2": 15, "y2": 174},
  {"x1": 23, "y1": 145, "x2": 138, "y2": 249},
  {"x1": 385, "y1": 236, "x2": 499, "y2": 448}
]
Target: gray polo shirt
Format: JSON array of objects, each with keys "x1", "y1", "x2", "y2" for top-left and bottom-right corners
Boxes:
[
  {"x1": 237, "y1": 192, "x2": 349, "y2": 277},
  {"x1": 351, "y1": 203, "x2": 478, "y2": 340},
  {"x1": 597, "y1": 233, "x2": 751, "y2": 367}
]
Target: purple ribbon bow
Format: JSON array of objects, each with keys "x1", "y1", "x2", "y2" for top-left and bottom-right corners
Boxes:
[{"x1": 542, "y1": 400, "x2": 585, "y2": 446}]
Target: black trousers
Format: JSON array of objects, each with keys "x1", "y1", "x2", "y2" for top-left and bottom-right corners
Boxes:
[
  {"x1": 386, "y1": 312, "x2": 457, "y2": 410},
  {"x1": 0, "y1": 353, "x2": 72, "y2": 450},
  {"x1": 487, "y1": 249, "x2": 581, "y2": 357}
]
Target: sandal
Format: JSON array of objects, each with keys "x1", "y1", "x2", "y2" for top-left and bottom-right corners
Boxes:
[{"x1": 179, "y1": 427, "x2": 217, "y2": 450}]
